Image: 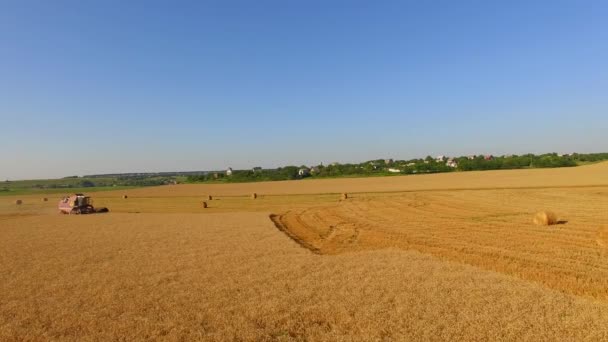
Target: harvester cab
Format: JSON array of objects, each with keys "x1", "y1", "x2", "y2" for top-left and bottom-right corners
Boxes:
[{"x1": 58, "y1": 194, "x2": 109, "y2": 215}]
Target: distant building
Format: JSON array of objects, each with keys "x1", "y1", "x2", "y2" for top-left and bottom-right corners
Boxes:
[
  {"x1": 467, "y1": 155, "x2": 476, "y2": 160},
  {"x1": 484, "y1": 155, "x2": 494, "y2": 161},
  {"x1": 226, "y1": 167, "x2": 233, "y2": 176},
  {"x1": 387, "y1": 168, "x2": 401, "y2": 173},
  {"x1": 436, "y1": 155, "x2": 447, "y2": 162},
  {"x1": 406, "y1": 162, "x2": 416, "y2": 167},
  {"x1": 446, "y1": 158, "x2": 458, "y2": 168},
  {"x1": 298, "y1": 168, "x2": 310, "y2": 177},
  {"x1": 310, "y1": 166, "x2": 321, "y2": 174},
  {"x1": 384, "y1": 158, "x2": 394, "y2": 165},
  {"x1": 252, "y1": 167, "x2": 262, "y2": 172}
]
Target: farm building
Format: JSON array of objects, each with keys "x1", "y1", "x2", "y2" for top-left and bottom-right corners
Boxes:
[
  {"x1": 252, "y1": 167, "x2": 262, "y2": 172},
  {"x1": 310, "y1": 166, "x2": 321, "y2": 174},
  {"x1": 446, "y1": 159, "x2": 458, "y2": 168},
  {"x1": 226, "y1": 167, "x2": 233, "y2": 176},
  {"x1": 436, "y1": 155, "x2": 447, "y2": 162},
  {"x1": 484, "y1": 155, "x2": 494, "y2": 161},
  {"x1": 298, "y1": 168, "x2": 310, "y2": 177},
  {"x1": 387, "y1": 168, "x2": 401, "y2": 173}
]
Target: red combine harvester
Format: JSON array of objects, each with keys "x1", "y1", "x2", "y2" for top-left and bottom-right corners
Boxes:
[{"x1": 58, "y1": 194, "x2": 109, "y2": 215}]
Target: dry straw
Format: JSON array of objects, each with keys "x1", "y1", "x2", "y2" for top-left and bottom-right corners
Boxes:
[
  {"x1": 533, "y1": 211, "x2": 557, "y2": 226},
  {"x1": 597, "y1": 226, "x2": 608, "y2": 248}
]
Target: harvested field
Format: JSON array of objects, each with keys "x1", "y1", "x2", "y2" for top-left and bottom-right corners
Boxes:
[
  {"x1": 2, "y1": 162, "x2": 608, "y2": 340},
  {"x1": 2, "y1": 213, "x2": 608, "y2": 341},
  {"x1": 598, "y1": 226, "x2": 608, "y2": 248},
  {"x1": 271, "y1": 187, "x2": 608, "y2": 300}
]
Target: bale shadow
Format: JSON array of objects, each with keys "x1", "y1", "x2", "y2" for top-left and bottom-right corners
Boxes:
[{"x1": 556, "y1": 220, "x2": 568, "y2": 225}]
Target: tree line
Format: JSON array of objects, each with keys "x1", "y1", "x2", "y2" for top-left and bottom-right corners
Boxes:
[{"x1": 185, "y1": 152, "x2": 608, "y2": 183}]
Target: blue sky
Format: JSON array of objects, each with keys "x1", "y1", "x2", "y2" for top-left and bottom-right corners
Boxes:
[{"x1": 1, "y1": 0, "x2": 607, "y2": 179}]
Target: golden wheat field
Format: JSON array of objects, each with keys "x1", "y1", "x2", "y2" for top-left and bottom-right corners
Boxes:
[{"x1": 2, "y1": 162, "x2": 608, "y2": 340}]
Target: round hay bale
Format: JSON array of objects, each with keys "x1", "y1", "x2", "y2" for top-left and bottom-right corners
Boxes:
[
  {"x1": 123, "y1": 195, "x2": 128, "y2": 199},
  {"x1": 207, "y1": 195, "x2": 213, "y2": 201},
  {"x1": 251, "y1": 193, "x2": 258, "y2": 199},
  {"x1": 15, "y1": 199, "x2": 22, "y2": 205},
  {"x1": 597, "y1": 226, "x2": 608, "y2": 248},
  {"x1": 202, "y1": 201, "x2": 208, "y2": 209},
  {"x1": 341, "y1": 193, "x2": 348, "y2": 200},
  {"x1": 42, "y1": 197, "x2": 48, "y2": 202},
  {"x1": 533, "y1": 211, "x2": 557, "y2": 226}
]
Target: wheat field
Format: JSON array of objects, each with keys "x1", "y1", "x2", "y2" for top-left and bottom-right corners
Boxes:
[{"x1": 2, "y1": 162, "x2": 608, "y2": 340}]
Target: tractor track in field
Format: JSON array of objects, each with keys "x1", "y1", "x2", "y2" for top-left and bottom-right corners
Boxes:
[
  {"x1": 270, "y1": 206, "x2": 362, "y2": 255},
  {"x1": 269, "y1": 213, "x2": 321, "y2": 254},
  {"x1": 268, "y1": 189, "x2": 608, "y2": 301}
]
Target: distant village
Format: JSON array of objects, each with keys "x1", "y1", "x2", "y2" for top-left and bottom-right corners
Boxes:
[
  {"x1": 217, "y1": 152, "x2": 583, "y2": 180},
  {"x1": 71, "y1": 152, "x2": 591, "y2": 183}
]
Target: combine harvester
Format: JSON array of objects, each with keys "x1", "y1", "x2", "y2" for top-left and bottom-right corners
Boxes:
[{"x1": 58, "y1": 194, "x2": 109, "y2": 215}]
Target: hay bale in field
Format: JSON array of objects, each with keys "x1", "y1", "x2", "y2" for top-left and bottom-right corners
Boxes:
[
  {"x1": 207, "y1": 195, "x2": 213, "y2": 201},
  {"x1": 251, "y1": 193, "x2": 257, "y2": 199},
  {"x1": 42, "y1": 198, "x2": 48, "y2": 202},
  {"x1": 341, "y1": 193, "x2": 348, "y2": 200},
  {"x1": 123, "y1": 195, "x2": 128, "y2": 199},
  {"x1": 533, "y1": 211, "x2": 558, "y2": 226},
  {"x1": 597, "y1": 226, "x2": 608, "y2": 248},
  {"x1": 202, "y1": 201, "x2": 208, "y2": 209},
  {"x1": 15, "y1": 199, "x2": 22, "y2": 205}
]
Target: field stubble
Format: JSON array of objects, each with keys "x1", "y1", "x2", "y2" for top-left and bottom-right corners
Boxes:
[
  {"x1": 2, "y1": 162, "x2": 608, "y2": 340},
  {"x1": 2, "y1": 213, "x2": 608, "y2": 341}
]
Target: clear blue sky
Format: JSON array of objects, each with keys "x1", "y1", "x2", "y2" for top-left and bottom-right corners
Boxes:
[{"x1": 1, "y1": 0, "x2": 607, "y2": 180}]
